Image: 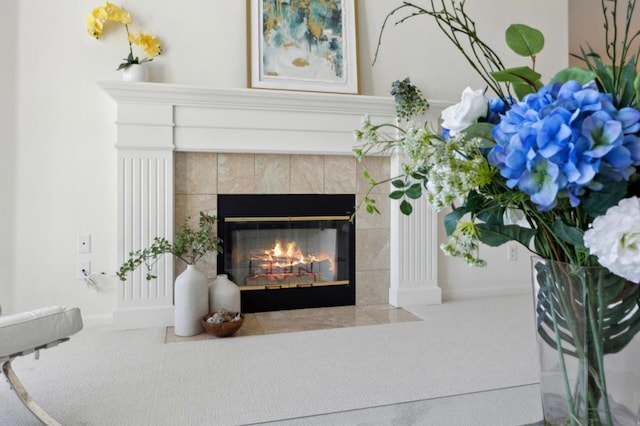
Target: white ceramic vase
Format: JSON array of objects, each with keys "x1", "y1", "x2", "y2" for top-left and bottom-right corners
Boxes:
[
  {"x1": 209, "y1": 274, "x2": 241, "y2": 313},
  {"x1": 122, "y1": 63, "x2": 148, "y2": 82},
  {"x1": 174, "y1": 265, "x2": 208, "y2": 337}
]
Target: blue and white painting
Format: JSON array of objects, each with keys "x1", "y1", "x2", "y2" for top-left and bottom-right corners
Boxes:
[{"x1": 260, "y1": 0, "x2": 348, "y2": 84}]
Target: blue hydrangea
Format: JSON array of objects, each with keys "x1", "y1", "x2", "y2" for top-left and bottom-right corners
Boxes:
[
  {"x1": 487, "y1": 80, "x2": 640, "y2": 211},
  {"x1": 486, "y1": 97, "x2": 511, "y2": 124}
]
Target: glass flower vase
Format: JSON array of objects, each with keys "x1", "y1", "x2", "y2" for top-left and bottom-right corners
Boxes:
[{"x1": 531, "y1": 257, "x2": 640, "y2": 425}]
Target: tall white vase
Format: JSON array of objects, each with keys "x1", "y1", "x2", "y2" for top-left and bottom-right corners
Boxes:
[
  {"x1": 209, "y1": 274, "x2": 241, "y2": 313},
  {"x1": 174, "y1": 265, "x2": 208, "y2": 337}
]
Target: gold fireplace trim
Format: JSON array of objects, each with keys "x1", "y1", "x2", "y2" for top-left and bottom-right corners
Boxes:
[
  {"x1": 240, "y1": 280, "x2": 349, "y2": 291},
  {"x1": 224, "y1": 215, "x2": 351, "y2": 223}
]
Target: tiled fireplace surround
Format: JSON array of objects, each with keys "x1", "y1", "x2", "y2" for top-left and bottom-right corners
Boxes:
[
  {"x1": 101, "y1": 82, "x2": 443, "y2": 329},
  {"x1": 174, "y1": 152, "x2": 386, "y2": 302}
]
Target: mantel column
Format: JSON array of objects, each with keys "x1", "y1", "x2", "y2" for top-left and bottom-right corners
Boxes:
[
  {"x1": 388, "y1": 153, "x2": 442, "y2": 307},
  {"x1": 113, "y1": 102, "x2": 176, "y2": 329}
]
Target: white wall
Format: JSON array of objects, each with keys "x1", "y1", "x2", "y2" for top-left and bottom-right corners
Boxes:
[
  {"x1": 0, "y1": 0, "x2": 17, "y2": 313},
  {"x1": 6, "y1": 1, "x2": 568, "y2": 319}
]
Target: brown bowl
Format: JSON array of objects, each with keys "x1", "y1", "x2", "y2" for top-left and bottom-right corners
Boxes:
[{"x1": 201, "y1": 312, "x2": 244, "y2": 337}]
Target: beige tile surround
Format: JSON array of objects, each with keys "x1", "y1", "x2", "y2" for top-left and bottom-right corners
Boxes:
[{"x1": 174, "y1": 152, "x2": 391, "y2": 306}]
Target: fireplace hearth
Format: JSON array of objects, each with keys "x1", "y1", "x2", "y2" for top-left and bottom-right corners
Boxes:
[{"x1": 217, "y1": 194, "x2": 355, "y2": 313}]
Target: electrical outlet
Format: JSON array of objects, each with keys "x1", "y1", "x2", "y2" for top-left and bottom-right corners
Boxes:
[
  {"x1": 78, "y1": 234, "x2": 91, "y2": 253},
  {"x1": 77, "y1": 261, "x2": 91, "y2": 280},
  {"x1": 507, "y1": 243, "x2": 518, "y2": 261}
]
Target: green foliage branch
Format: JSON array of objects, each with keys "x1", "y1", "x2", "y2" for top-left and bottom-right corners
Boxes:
[{"x1": 117, "y1": 212, "x2": 222, "y2": 281}]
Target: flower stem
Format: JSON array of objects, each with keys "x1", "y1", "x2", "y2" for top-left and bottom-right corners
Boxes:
[{"x1": 125, "y1": 24, "x2": 134, "y2": 63}]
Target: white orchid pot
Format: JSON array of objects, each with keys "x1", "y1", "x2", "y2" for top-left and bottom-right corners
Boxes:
[{"x1": 122, "y1": 63, "x2": 148, "y2": 82}]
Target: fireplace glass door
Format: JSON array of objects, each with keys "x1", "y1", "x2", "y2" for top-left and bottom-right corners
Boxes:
[
  {"x1": 224, "y1": 216, "x2": 349, "y2": 289},
  {"x1": 217, "y1": 194, "x2": 355, "y2": 313}
]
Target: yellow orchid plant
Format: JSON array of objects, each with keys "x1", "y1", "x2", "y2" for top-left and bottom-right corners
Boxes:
[{"x1": 87, "y1": 2, "x2": 162, "y2": 71}]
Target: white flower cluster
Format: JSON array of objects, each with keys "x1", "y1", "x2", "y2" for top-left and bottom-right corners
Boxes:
[
  {"x1": 354, "y1": 115, "x2": 379, "y2": 146},
  {"x1": 440, "y1": 221, "x2": 487, "y2": 267},
  {"x1": 584, "y1": 196, "x2": 640, "y2": 283},
  {"x1": 417, "y1": 135, "x2": 489, "y2": 211},
  {"x1": 398, "y1": 124, "x2": 434, "y2": 163}
]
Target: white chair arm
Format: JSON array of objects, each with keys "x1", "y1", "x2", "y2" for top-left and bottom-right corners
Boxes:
[{"x1": 0, "y1": 306, "x2": 83, "y2": 361}]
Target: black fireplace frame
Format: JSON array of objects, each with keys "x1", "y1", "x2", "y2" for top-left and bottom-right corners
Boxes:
[{"x1": 217, "y1": 194, "x2": 356, "y2": 313}]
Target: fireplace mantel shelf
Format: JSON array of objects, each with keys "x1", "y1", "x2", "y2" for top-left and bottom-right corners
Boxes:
[{"x1": 99, "y1": 81, "x2": 401, "y2": 114}]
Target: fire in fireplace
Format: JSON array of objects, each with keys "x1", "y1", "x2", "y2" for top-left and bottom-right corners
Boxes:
[
  {"x1": 217, "y1": 194, "x2": 355, "y2": 313},
  {"x1": 245, "y1": 238, "x2": 337, "y2": 288}
]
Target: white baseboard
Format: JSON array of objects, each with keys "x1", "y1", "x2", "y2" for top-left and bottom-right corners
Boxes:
[
  {"x1": 389, "y1": 285, "x2": 442, "y2": 307},
  {"x1": 442, "y1": 285, "x2": 532, "y2": 301}
]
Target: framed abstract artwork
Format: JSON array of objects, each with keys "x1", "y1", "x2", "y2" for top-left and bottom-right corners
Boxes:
[{"x1": 248, "y1": 0, "x2": 359, "y2": 94}]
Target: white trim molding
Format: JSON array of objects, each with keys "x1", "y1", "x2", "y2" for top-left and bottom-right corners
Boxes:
[{"x1": 101, "y1": 81, "x2": 443, "y2": 329}]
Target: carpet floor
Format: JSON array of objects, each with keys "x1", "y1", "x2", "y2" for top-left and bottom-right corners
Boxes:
[{"x1": 0, "y1": 295, "x2": 540, "y2": 425}]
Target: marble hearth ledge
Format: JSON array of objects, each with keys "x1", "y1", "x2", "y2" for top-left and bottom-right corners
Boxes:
[{"x1": 100, "y1": 81, "x2": 444, "y2": 329}]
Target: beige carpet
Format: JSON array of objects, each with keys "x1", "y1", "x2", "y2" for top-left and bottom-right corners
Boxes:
[{"x1": 0, "y1": 295, "x2": 539, "y2": 425}]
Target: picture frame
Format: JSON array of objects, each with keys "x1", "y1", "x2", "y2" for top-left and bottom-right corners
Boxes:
[{"x1": 248, "y1": 0, "x2": 359, "y2": 94}]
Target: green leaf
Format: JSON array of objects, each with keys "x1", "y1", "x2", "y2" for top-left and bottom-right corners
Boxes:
[
  {"x1": 618, "y1": 58, "x2": 637, "y2": 107},
  {"x1": 462, "y1": 122, "x2": 496, "y2": 146},
  {"x1": 580, "y1": 46, "x2": 615, "y2": 96},
  {"x1": 389, "y1": 190, "x2": 404, "y2": 200},
  {"x1": 476, "y1": 224, "x2": 536, "y2": 247},
  {"x1": 410, "y1": 171, "x2": 426, "y2": 180},
  {"x1": 463, "y1": 190, "x2": 487, "y2": 215},
  {"x1": 512, "y1": 82, "x2": 535, "y2": 100},
  {"x1": 475, "y1": 202, "x2": 505, "y2": 226},
  {"x1": 405, "y1": 183, "x2": 422, "y2": 199},
  {"x1": 491, "y1": 66, "x2": 541, "y2": 86},
  {"x1": 505, "y1": 24, "x2": 545, "y2": 57},
  {"x1": 391, "y1": 179, "x2": 406, "y2": 188},
  {"x1": 366, "y1": 203, "x2": 380, "y2": 215},
  {"x1": 552, "y1": 219, "x2": 584, "y2": 247},
  {"x1": 400, "y1": 200, "x2": 413, "y2": 215},
  {"x1": 550, "y1": 67, "x2": 598, "y2": 85},
  {"x1": 444, "y1": 207, "x2": 469, "y2": 236},
  {"x1": 582, "y1": 180, "x2": 628, "y2": 217}
]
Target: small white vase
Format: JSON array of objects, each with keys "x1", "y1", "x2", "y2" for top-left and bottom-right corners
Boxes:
[
  {"x1": 209, "y1": 274, "x2": 241, "y2": 313},
  {"x1": 174, "y1": 265, "x2": 208, "y2": 337},
  {"x1": 122, "y1": 63, "x2": 148, "y2": 82}
]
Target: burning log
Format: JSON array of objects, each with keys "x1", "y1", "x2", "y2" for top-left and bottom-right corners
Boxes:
[{"x1": 245, "y1": 271, "x2": 318, "y2": 287}]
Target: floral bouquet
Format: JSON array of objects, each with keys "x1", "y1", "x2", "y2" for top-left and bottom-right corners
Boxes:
[
  {"x1": 86, "y1": 1, "x2": 162, "y2": 71},
  {"x1": 355, "y1": 1, "x2": 640, "y2": 424}
]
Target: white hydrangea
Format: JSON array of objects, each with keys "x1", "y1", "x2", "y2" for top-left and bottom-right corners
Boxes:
[{"x1": 584, "y1": 197, "x2": 640, "y2": 284}]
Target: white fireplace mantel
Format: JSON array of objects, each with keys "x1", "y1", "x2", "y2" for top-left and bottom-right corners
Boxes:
[{"x1": 101, "y1": 81, "x2": 442, "y2": 329}]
